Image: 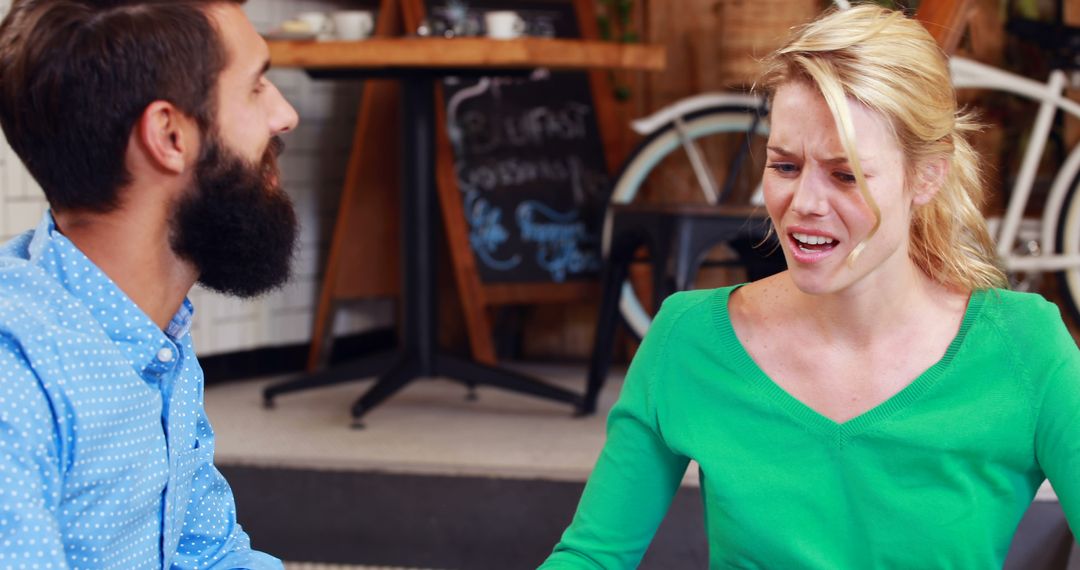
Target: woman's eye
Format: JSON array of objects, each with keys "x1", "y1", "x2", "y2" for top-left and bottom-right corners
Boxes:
[
  {"x1": 766, "y1": 163, "x2": 799, "y2": 175},
  {"x1": 834, "y1": 171, "x2": 857, "y2": 184}
]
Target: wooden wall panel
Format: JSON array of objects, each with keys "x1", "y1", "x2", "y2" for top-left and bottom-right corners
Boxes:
[
  {"x1": 1067, "y1": 0, "x2": 1079, "y2": 149},
  {"x1": 641, "y1": 0, "x2": 716, "y2": 111},
  {"x1": 953, "y1": 0, "x2": 1006, "y2": 215},
  {"x1": 641, "y1": 0, "x2": 822, "y2": 111},
  {"x1": 1060, "y1": 0, "x2": 1080, "y2": 338}
]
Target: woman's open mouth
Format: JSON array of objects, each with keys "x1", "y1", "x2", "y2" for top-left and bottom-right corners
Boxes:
[{"x1": 788, "y1": 231, "x2": 839, "y2": 262}]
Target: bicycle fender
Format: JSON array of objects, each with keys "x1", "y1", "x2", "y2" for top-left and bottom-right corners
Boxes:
[{"x1": 630, "y1": 92, "x2": 766, "y2": 135}]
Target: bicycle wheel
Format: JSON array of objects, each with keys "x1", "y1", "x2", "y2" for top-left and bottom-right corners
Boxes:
[
  {"x1": 606, "y1": 105, "x2": 771, "y2": 340},
  {"x1": 1054, "y1": 171, "x2": 1080, "y2": 327}
]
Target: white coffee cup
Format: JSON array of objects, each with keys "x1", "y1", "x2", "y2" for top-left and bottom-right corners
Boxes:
[
  {"x1": 484, "y1": 11, "x2": 526, "y2": 39},
  {"x1": 296, "y1": 11, "x2": 330, "y2": 37},
  {"x1": 332, "y1": 10, "x2": 374, "y2": 41}
]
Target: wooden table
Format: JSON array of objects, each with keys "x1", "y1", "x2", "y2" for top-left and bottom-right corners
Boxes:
[
  {"x1": 262, "y1": 38, "x2": 665, "y2": 426},
  {"x1": 268, "y1": 37, "x2": 666, "y2": 72}
]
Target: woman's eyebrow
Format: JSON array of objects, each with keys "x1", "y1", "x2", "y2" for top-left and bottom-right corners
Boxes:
[{"x1": 768, "y1": 145, "x2": 871, "y2": 166}]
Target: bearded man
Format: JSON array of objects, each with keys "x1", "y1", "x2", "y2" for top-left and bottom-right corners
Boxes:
[{"x1": 0, "y1": 0, "x2": 299, "y2": 567}]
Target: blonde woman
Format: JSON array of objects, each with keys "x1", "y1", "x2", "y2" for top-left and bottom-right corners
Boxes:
[{"x1": 539, "y1": 6, "x2": 1079, "y2": 568}]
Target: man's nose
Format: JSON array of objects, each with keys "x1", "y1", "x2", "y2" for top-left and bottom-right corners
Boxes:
[{"x1": 269, "y1": 83, "x2": 299, "y2": 135}]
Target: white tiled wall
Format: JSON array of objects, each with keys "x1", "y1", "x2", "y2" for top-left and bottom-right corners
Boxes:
[{"x1": 0, "y1": 0, "x2": 393, "y2": 355}]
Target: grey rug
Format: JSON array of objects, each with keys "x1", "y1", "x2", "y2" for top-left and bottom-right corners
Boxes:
[{"x1": 222, "y1": 465, "x2": 1076, "y2": 570}]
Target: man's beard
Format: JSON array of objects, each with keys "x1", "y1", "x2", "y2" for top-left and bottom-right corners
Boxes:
[{"x1": 170, "y1": 133, "x2": 298, "y2": 298}]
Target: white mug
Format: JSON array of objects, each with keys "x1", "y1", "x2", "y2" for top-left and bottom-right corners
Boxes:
[
  {"x1": 296, "y1": 11, "x2": 331, "y2": 38},
  {"x1": 484, "y1": 11, "x2": 526, "y2": 39},
  {"x1": 332, "y1": 10, "x2": 374, "y2": 41}
]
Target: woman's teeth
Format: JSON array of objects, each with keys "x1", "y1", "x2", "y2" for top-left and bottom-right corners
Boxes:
[
  {"x1": 792, "y1": 232, "x2": 834, "y2": 245},
  {"x1": 792, "y1": 232, "x2": 836, "y2": 252}
]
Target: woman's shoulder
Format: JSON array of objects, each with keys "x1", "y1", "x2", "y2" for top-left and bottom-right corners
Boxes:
[
  {"x1": 659, "y1": 286, "x2": 731, "y2": 315},
  {"x1": 724, "y1": 274, "x2": 791, "y2": 323},
  {"x1": 974, "y1": 288, "x2": 1077, "y2": 361},
  {"x1": 660, "y1": 278, "x2": 793, "y2": 348},
  {"x1": 978, "y1": 288, "x2": 1072, "y2": 331},
  {"x1": 644, "y1": 285, "x2": 749, "y2": 346}
]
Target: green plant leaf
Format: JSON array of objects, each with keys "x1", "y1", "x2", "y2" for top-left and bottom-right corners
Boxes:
[
  {"x1": 1013, "y1": 0, "x2": 1039, "y2": 19},
  {"x1": 597, "y1": 14, "x2": 612, "y2": 40}
]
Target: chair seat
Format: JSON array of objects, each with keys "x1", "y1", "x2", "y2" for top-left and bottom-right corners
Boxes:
[
  {"x1": 582, "y1": 203, "x2": 785, "y2": 414},
  {"x1": 605, "y1": 203, "x2": 779, "y2": 295}
]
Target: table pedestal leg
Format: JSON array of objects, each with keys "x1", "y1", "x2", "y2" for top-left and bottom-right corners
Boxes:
[
  {"x1": 266, "y1": 75, "x2": 582, "y2": 423},
  {"x1": 348, "y1": 76, "x2": 581, "y2": 422}
]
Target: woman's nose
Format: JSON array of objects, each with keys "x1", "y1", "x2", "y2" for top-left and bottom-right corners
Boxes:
[{"x1": 789, "y1": 170, "x2": 830, "y2": 217}]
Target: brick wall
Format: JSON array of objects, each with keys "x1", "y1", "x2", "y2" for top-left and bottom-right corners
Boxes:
[{"x1": 0, "y1": 0, "x2": 393, "y2": 355}]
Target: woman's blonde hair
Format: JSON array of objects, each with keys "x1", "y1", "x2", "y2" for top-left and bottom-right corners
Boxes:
[{"x1": 757, "y1": 4, "x2": 1007, "y2": 290}]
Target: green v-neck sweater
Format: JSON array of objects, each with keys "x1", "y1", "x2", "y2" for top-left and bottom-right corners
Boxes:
[{"x1": 540, "y1": 286, "x2": 1080, "y2": 569}]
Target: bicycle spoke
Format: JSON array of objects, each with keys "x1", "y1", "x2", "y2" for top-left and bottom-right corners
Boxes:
[
  {"x1": 721, "y1": 107, "x2": 767, "y2": 204},
  {"x1": 721, "y1": 131, "x2": 756, "y2": 205},
  {"x1": 674, "y1": 116, "x2": 722, "y2": 204}
]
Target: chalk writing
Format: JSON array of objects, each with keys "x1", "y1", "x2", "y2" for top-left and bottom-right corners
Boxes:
[
  {"x1": 517, "y1": 201, "x2": 599, "y2": 282},
  {"x1": 436, "y1": 1, "x2": 610, "y2": 284},
  {"x1": 464, "y1": 191, "x2": 521, "y2": 271},
  {"x1": 460, "y1": 156, "x2": 570, "y2": 192},
  {"x1": 453, "y1": 102, "x2": 592, "y2": 155}
]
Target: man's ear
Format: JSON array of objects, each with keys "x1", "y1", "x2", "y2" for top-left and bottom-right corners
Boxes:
[
  {"x1": 912, "y1": 157, "x2": 948, "y2": 206},
  {"x1": 134, "y1": 101, "x2": 197, "y2": 175}
]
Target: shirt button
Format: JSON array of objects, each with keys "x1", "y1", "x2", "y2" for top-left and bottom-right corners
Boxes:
[{"x1": 157, "y1": 348, "x2": 174, "y2": 363}]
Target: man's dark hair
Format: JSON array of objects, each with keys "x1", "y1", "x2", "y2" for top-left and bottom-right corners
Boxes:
[{"x1": 0, "y1": 0, "x2": 244, "y2": 213}]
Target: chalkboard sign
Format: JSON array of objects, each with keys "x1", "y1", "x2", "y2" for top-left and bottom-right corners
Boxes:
[{"x1": 432, "y1": 1, "x2": 611, "y2": 284}]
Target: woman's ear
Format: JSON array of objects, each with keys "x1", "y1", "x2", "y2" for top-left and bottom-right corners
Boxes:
[
  {"x1": 912, "y1": 157, "x2": 948, "y2": 206},
  {"x1": 134, "y1": 101, "x2": 197, "y2": 175}
]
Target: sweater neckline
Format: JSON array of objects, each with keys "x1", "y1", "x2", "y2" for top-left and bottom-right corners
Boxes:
[{"x1": 711, "y1": 284, "x2": 987, "y2": 442}]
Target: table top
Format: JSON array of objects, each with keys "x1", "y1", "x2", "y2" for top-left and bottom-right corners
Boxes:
[
  {"x1": 268, "y1": 37, "x2": 666, "y2": 72},
  {"x1": 611, "y1": 203, "x2": 769, "y2": 218}
]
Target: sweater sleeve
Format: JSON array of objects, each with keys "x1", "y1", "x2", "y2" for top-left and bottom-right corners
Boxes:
[
  {"x1": 538, "y1": 295, "x2": 693, "y2": 570},
  {"x1": 1032, "y1": 307, "x2": 1080, "y2": 535}
]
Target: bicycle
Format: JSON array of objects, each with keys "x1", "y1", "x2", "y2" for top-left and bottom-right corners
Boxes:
[
  {"x1": 606, "y1": 17, "x2": 1080, "y2": 340},
  {"x1": 603, "y1": 92, "x2": 770, "y2": 339}
]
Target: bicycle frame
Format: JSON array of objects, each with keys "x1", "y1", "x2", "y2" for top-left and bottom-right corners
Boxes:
[{"x1": 950, "y1": 56, "x2": 1080, "y2": 272}]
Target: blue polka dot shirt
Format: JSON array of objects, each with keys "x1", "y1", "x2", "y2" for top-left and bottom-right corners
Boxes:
[{"x1": 0, "y1": 213, "x2": 283, "y2": 569}]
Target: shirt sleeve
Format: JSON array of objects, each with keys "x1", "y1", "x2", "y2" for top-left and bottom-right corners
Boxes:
[
  {"x1": 1033, "y1": 311, "x2": 1080, "y2": 536},
  {"x1": 169, "y1": 407, "x2": 282, "y2": 570},
  {"x1": 0, "y1": 339, "x2": 69, "y2": 568},
  {"x1": 539, "y1": 296, "x2": 692, "y2": 569}
]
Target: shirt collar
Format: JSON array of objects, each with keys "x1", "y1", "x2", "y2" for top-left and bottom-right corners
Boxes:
[{"x1": 28, "y1": 211, "x2": 194, "y2": 373}]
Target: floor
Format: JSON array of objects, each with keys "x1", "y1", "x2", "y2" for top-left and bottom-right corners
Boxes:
[
  {"x1": 207, "y1": 363, "x2": 634, "y2": 569},
  {"x1": 205, "y1": 362, "x2": 1072, "y2": 569},
  {"x1": 206, "y1": 363, "x2": 637, "y2": 483}
]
